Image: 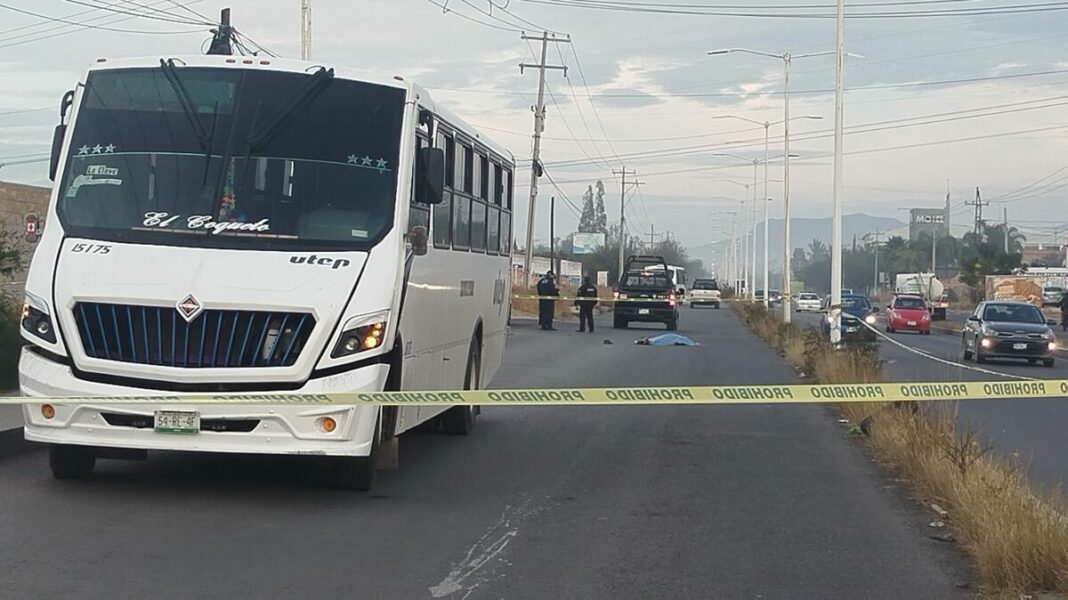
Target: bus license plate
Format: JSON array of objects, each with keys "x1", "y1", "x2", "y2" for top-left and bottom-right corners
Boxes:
[
  {"x1": 154, "y1": 410, "x2": 200, "y2": 434},
  {"x1": 639, "y1": 308, "x2": 650, "y2": 315},
  {"x1": 1013, "y1": 343, "x2": 1028, "y2": 350}
]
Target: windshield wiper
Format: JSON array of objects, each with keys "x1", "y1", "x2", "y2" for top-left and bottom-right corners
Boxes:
[
  {"x1": 159, "y1": 59, "x2": 209, "y2": 147},
  {"x1": 246, "y1": 67, "x2": 334, "y2": 152}
]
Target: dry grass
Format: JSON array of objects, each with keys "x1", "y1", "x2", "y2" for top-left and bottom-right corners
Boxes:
[{"x1": 734, "y1": 301, "x2": 1068, "y2": 595}]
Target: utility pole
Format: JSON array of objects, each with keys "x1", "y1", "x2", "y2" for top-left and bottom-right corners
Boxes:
[
  {"x1": 829, "y1": 0, "x2": 846, "y2": 345},
  {"x1": 867, "y1": 230, "x2": 883, "y2": 295},
  {"x1": 646, "y1": 224, "x2": 661, "y2": 251},
  {"x1": 206, "y1": 8, "x2": 233, "y2": 56},
  {"x1": 519, "y1": 32, "x2": 569, "y2": 288},
  {"x1": 300, "y1": 0, "x2": 311, "y2": 60},
  {"x1": 550, "y1": 196, "x2": 556, "y2": 272},
  {"x1": 966, "y1": 186, "x2": 988, "y2": 236},
  {"x1": 1003, "y1": 206, "x2": 1009, "y2": 253},
  {"x1": 613, "y1": 167, "x2": 641, "y2": 280}
]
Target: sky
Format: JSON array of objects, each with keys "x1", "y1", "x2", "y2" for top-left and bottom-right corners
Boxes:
[{"x1": 2, "y1": 0, "x2": 1068, "y2": 260}]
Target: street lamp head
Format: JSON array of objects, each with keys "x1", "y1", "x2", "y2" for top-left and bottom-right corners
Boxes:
[{"x1": 706, "y1": 49, "x2": 732, "y2": 56}]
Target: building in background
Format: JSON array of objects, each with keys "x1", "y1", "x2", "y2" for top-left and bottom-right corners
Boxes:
[
  {"x1": 0, "y1": 180, "x2": 49, "y2": 299},
  {"x1": 909, "y1": 207, "x2": 949, "y2": 242}
]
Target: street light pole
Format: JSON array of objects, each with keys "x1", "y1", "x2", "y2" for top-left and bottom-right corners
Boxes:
[
  {"x1": 708, "y1": 47, "x2": 854, "y2": 322},
  {"x1": 762, "y1": 122, "x2": 770, "y2": 309},
  {"x1": 830, "y1": 0, "x2": 847, "y2": 345},
  {"x1": 752, "y1": 160, "x2": 759, "y2": 305}
]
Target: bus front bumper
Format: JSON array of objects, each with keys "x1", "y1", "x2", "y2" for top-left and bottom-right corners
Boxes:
[{"x1": 18, "y1": 347, "x2": 388, "y2": 457}]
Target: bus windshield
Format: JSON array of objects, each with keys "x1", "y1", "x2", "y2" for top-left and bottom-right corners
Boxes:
[{"x1": 57, "y1": 67, "x2": 405, "y2": 250}]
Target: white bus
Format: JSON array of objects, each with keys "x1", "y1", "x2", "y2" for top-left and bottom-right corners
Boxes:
[{"x1": 19, "y1": 55, "x2": 515, "y2": 490}]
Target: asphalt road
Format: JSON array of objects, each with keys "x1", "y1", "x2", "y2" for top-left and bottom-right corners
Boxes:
[
  {"x1": 0, "y1": 307, "x2": 972, "y2": 599},
  {"x1": 791, "y1": 308, "x2": 1068, "y2": 489}
]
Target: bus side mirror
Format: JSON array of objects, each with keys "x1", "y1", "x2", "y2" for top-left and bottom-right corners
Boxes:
[
  {"x1": 416, "y1": 147, "x2": 445, "y2": 205},
  {"x1": 49, "y1": 90, "x2": 76, "y2": 182},
  {"x1": 48, "y1": 124, "x2": 66, "y2": 182}
]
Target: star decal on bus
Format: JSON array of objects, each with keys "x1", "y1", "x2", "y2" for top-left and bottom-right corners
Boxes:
[{"x1": 77, "y1": 145, "x2": 90, "y2": 155}]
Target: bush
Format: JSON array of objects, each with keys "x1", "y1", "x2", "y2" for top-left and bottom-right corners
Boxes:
[{"x1": 0, "y1": 296, "x2": 21, "y2": 390}]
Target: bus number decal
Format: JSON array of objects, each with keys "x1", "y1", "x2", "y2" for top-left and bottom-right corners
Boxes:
[
  {"x1": 460, "y1": 280, "x2": 475, "y2": 297},
  {"x1": 70, "y1": 243, "x2": 111, "y2": 254}
]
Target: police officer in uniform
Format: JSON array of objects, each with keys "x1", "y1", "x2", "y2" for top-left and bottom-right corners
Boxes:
[
  {"x1": 575, "y1": 276, "x2": 598, "y2": 333},
  {"x1": 536, "y1": 271, "x2": 559, "y2": 330}
]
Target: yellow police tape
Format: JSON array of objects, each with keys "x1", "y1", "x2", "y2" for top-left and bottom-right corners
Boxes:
[{"x1": 3, "y1": 380, "x2": 1065, "y2": 406}]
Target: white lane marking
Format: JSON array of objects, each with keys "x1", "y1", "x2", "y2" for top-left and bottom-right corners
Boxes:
[
  {"x1": 429, "y1": 497, "x2": 543, "y2": 598},
  {"x1": 861, "y1": 320, "x2": 1037, "y2": 381}
]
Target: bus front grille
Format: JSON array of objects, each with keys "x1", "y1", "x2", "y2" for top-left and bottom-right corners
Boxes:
[{"x1": 72, "y1": 303, "x2": 316, "y2": 368}]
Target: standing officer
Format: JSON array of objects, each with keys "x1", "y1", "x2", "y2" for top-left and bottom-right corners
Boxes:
[
  {"x1": 575, "y1": 275, "x2": 598, "y2": 333},
  {"x1": 536, "y1": 271, "x2": 559, "y2": 330}
]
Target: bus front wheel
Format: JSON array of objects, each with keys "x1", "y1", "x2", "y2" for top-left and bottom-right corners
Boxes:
[
  {"x1": 442, "y1": 337, "x2": 480, "y2": 435},
  {"x1": 49, "y1": 444, "x2": 96, "y2": 480},
  {"x1": 327, "y1": 416, "x2": 380, "y2": 491}
]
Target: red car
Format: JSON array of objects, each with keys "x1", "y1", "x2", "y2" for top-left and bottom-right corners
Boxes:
[{"x1": 886, "y1": 294, "x2": 931, "y2": 334}]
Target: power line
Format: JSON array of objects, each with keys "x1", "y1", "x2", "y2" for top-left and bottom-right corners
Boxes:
[
  {"x1": 541, "y1": 94, "x2": 1068, "y2": 167},
  {"x1": 425, "y1": 0, "x2": 524, "y2": 32},
  {"x1": 519, "y1": 0, "x2": 1068, "y2": 18},
  {"x1": 59, "y1": 0, "x2": 212, "y2": 25},
  {"x1": 430, "y1": 66, "x2": 1068, "y2": 100},
  {"x1": 0, "y1": 1, "x2": 206, "y2": 40}
]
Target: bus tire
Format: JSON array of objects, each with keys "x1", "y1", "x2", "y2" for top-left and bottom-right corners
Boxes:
[
  {"x1": 49, "y1": 444, "x2": 96, "y2": 480},
  {"x1": 327, "y1": 416, "x2": 380, "y2": 491},
  {"x1": 442, "y1": 336, "x2": 480, "y2": 435}
]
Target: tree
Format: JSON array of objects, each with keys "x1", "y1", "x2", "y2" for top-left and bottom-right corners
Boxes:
[
  {"x1": 578, "y1": 185, "x2": 597, "y2": 233},
  {"x1": 807, "y1": 239, "x2": 829, "y2": 262},
  {"x1": 791, "y1": 248, "x2": 808, "y2": 279},
  {"x1": 593, "y1": 180, "x2": 608, "y2": 234}
]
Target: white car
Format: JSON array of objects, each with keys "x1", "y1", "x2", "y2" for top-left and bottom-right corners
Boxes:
[
  {"x1": 793, "y1": 292, "x2": 822, "y2": 312},
  {"x1": 689, "y1": 278, "x2": 721, "y2": 308}
]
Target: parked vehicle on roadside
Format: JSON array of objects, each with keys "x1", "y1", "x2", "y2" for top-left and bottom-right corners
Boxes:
[
  {"x1": 21, "y1": 54, "x2": 512, "y2": 490},
  {"x1": 615, "y1": 255, "x2": 680, "y2": 330},
  {"x1": 961, "y1": 301, "x2": 1056, "y2": 367},
  {"x1": 885, "y1": 294, "x2": 931, "y2": 335},
  {"x1": 820, "y1": 294, "x2": 879, "y2": 342}
]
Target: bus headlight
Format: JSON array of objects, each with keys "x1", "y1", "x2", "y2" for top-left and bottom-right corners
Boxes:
[
  {"x1": 332, "y1": 310, "x2": 390, "y2": 358},
  {"x1": 22, "y1": 291, "x2": 56, "y2": 344}
]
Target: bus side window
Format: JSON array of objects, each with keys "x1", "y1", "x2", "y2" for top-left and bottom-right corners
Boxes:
[
  {"x1": 492, "y1": 163, "x2": 503, "y2": 206},
  {"x1": 503, "y1": 167, "x2": 513, "y2": 210},
  {"x1": 453, "y1": 194, "x2": 471, "y2": 250},
  {"x1": 462, "y1": 144, "x2": 473, "y2": 194},
  {"x1": 433, "y1": 131, "x2": 453, "y2": 248},
  {"x1": 471, "y1": 199, "x2": 487, "y2": 252},
  {"x1": 487, "y1": 204, "x2": 500, "y2": 255},
  {"x1": 479, "y1": 154, "x2": 489, "y2": 202},
  {"x1": 499, "y1": 211, "x2": 511, "y2": 255}
]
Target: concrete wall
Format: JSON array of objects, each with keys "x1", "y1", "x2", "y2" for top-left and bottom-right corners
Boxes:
[{"x1": 0, "y1": 180, "x2": 50, "y2": 299}]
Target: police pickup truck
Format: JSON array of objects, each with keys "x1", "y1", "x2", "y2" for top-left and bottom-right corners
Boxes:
[{"x1": 613, "y1": 255, "x2": 680, "y2": 330}]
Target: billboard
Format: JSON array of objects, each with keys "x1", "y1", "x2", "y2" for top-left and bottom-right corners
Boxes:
[
  {"x1": 909, "y1": 208, "x2": 948, "y2": 242},
  {"x1": 572, "y1": 232, "x2": 605, "y2": 255}
]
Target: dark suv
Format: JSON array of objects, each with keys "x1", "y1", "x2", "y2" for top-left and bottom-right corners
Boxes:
[{"x1": 613, "y1": 256, "x2": 680, "y2": 330}]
